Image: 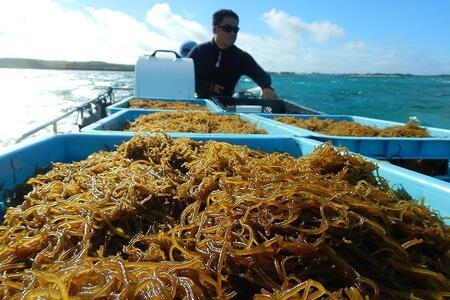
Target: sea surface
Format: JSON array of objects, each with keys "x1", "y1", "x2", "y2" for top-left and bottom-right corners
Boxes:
[{"x1": 0, "y1": 68, "x2": 449, "y2": 150}]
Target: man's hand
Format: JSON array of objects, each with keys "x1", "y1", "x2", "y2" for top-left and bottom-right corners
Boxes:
[
  {"x1": 212, "y1": 84, "x2": 224, "y2": 94},
  {"x1": 262, "y1": 88, "x2": 277, "y2": 100}
]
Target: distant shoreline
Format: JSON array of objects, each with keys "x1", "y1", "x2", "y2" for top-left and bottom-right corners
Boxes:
[
  {"x1": 0, "y1": 58, "x2": 134, "y2": 72},
  {"x1": 1, "y1": 58, "x2": 449, "y2": 76}
]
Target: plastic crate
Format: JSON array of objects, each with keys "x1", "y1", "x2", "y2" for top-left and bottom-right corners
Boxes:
[
  {"x1": 1, "y1": 133, "x2": 448, "y2": 221},
  {"x1": 0, "y1": 133, "x2": 319, "y2": 216},
  {"x1": 388, "y1": 159, "x2": 450, "y2": 183},
  {"x1": 81, "y1": 110, "x2": 294, "y2": 136},
  {"x1": 212, "y1": 97, "x2": 322, "y2": 114},
  {"x1": 437, "y1": 163, "x2": 450, "y2": 182},
  {"x1": 107, "y1": 96, "x2": 224, "y2": 114},
  {"x1": 255, "y1": 114, "x2": 450, "y2": 159}
]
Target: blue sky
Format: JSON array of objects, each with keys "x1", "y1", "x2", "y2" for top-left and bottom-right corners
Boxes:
[{"x1": 1, "y1": 0, "x2": 450, "y2": 74}]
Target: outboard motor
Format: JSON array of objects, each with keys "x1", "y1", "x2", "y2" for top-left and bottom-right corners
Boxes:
[{"x1": 179, "y1": 41, "x2": 197, "y2": 57}]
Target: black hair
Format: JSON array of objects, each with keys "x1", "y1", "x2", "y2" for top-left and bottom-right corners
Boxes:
[{"x1": 212, "y1": 9, "x2": 239, "y2": 26}]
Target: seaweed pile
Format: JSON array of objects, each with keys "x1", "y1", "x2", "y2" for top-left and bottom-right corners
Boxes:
[
  {"x1": 129, "y1": 99, "x2": 207, "y2": 111},
  {"x1": 126, "y1": 111, "x2": 267, "y2": 134},
  {"x1": 0, "y1": 135, "x2": 448, "y2": 299},
  {"x1": 274, "y1": 117, "x2": 429, "y2": 137}
]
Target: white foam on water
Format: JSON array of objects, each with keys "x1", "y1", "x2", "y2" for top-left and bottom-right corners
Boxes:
[{"x1": 0, "y1": 68, "x2": 133, "y2": 150}]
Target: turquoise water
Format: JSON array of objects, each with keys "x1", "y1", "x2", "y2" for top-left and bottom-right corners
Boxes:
[
  {"x1": 240, "y1": 74, "x2": 450, "y2": 129},
  {"x1": 1, "y1": 69, "x2": 449, "y2": 149}
]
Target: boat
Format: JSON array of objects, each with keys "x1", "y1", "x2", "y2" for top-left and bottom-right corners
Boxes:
[
  {"x1": 2, "y1": 48, "x2": 450, "y2": 185},
  {"x1": 0, "y1": 49, "x2": 448, "y2": 299}
]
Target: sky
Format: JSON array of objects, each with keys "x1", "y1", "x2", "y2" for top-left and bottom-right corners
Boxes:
[{"x1": 1, "y1": 0, "x2": 450, "y2": 74}]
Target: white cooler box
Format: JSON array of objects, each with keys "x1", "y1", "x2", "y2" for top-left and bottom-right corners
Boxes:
[{"x1": 134, "y1": 50, "x2": 195, "y2": 98}]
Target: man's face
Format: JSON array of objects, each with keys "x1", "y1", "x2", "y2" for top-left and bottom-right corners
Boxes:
[{"x1": 214, "y1": 16, "x2": 239, "y2": 48}]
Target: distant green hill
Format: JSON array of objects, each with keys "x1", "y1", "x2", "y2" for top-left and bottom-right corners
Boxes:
[{"x1": 0, "y1": 58, "x2": 134, "y2": 71}]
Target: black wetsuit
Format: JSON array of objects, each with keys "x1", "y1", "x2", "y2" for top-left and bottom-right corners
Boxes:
[{"x1": 188, "y1": 39, "x2": 272, "y2": 98}]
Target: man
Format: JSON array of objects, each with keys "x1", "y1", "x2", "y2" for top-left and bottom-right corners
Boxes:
[{"x1": 188, "y1": 9, "x2": 276, "y2": 100}]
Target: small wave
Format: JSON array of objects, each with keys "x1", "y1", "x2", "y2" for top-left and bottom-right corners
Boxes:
[
  {"x1": 434, "y1": 93, "x2": 450, "y2": 97},
  {"x1": 94, "y1": 81, "x2": 112, "y2": 87}
]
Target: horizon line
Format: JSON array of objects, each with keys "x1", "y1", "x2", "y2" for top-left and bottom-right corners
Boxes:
[{"x1": 1, "y1": 57, "x2": 449, "y2": 77}]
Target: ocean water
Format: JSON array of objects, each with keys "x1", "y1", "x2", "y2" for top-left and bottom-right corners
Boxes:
[
  {"x1": 238, "y1": 73, "x2": 450, "y2": 129},
  {"x1": 0, "y1": 68, "x2": 134, "y2": 149},
  {"x1": 0, "y1": 68, "x2": 449, "y2": 150}
]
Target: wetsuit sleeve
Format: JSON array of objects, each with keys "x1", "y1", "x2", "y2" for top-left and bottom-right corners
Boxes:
[
  {"x1": 188, "y1": 46, "x2": 212, "y2": 98},
  {"x1": 242, "y1": 52, "x2": 272, "y2": 89}
]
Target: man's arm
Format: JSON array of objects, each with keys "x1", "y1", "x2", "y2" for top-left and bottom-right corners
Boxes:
[
  {"x1": 242, "y1": 52, "x2": 273, "y2": 91},
  {"x1": 188, "y1": 46, "x2": 214, "y2": 98},
  {"x1": 241, "y1": 52, "x2": 276, "y2": 99}
]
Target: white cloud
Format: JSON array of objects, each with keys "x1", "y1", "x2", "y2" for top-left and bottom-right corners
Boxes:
[
  {"x1": 146, "y1": 3, "x2": 209, "y2": 42},
  {"x1": 303, "y1": 53, "x2": 319, "y2": 63},
  {"x1": 261, "y1": 9, "x2": 345, "y2": 43},
  {"x1": 0, "y1": 0, "x2": 206, "y2": 64},
  {"x1": 346, "y1": 41, "x2": 366, "y2": 50},
  {"x1": 237, "y1": 33, "x2": 300, "y2": 72},
  {"x1": 308, "y1": 20, "x2": 345, "y2": 43},
  {"x1": 0, "y1": 1, "x2": 448, "y2": 74}
]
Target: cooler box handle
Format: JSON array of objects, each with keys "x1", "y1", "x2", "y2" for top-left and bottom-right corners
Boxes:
[{"x1": 149, "y1": 50, "x2": 181, "y2": 59}]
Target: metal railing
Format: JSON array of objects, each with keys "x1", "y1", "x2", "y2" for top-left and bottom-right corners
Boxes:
[{"x1": 15, "y1": 87, "x2": 132, "y2": 143}]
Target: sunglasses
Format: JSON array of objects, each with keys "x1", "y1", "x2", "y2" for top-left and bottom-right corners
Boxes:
[{"x1": 218, "y1": 24, "x2": 240, "y2": 33}]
